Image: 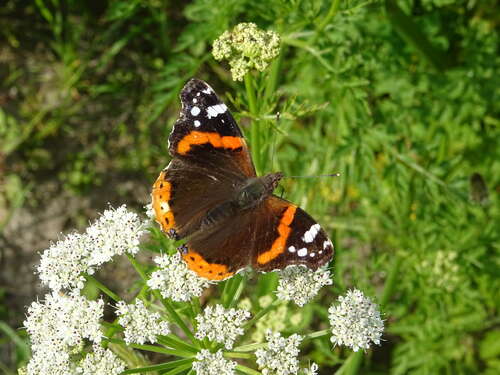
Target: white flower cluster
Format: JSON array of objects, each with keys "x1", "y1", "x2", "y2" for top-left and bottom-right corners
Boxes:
[
  {"x1": 116, "y1": 299, "x2": 170, "y2": 344},
  {"x1": 38, "y1": 205, "x2": 145, "y2": 291},
  {"x1": 76, "y1": 345, "x2": 126, "y2": 375},
  {"x1": 212, "y1": 22, "x2": 280, "y2": 81},
  {"x1": 255, "y1": 330, "x2": 303, "y2": 375},
  {"x1": 192, "y1": 349, "x2": 236, "y2": 375},
  {"x1": 23, "y1": 293, "x2": 106, "y2": 374},
  {"x1": 418, "y1": 250, "x2": 462, "y2": 292},
  {"x1": 276, "y1": 266, "x2": 333, "y2": 306},
  {"x1": 195, "y1": 304, "x2": 251, "y2": 349},
  {"x1": 328, "y1": 289, "x2": 384, "y2": 352},
  {"x1": 147, "y1": 253, "x2": 210, "y2": 302}
]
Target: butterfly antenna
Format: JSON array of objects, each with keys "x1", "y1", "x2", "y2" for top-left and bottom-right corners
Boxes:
[{"x1": 284, "y1": 173, "x2": 341, "y2": 179}]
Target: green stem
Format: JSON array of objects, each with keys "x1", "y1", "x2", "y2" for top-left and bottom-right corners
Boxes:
[
  {"x1": 222, "y1": 274, "x2": 246, "y2": 308},
  {"x1": 335, "y1": 351, "x2": 364, "y2": 375},
  {"x1": 245, "y1": 74, "x2": 261, "y2": 174},
  {"x1": 228, "y1": 274, "x2": 247, "y2": 309},
  {"x1": 235, "y1": 364, "x2": 262, "y2": 375},
  {"x1": 303, "y1": 329, "x2": 329, "y2": 341},
  {"x1": 161, "y1": 296, "x2": 198, "y2": 344},
  {"x1": 313, "y1": 0, "x2": 341, "y2": 42},
  {"x1": 157, "y1": 336, "x2": 198, "y2": 353},
  {"x1": 163, "y1": 362, "x2": 195, "y2": 375},
  {"x1": 224, "y1": 351, "x2": 253, "y2": 359},
  {"x1": 84, "y1": 274, "x2": 120, "y2": 302},
  {"x1": 104, "y1": 338, "x2": 193, "y2": 358},
  {"x1": 121, "y1": 358, "x2": 194, "y2": 374},
  {"x1": 232, "y1": 342, "x2": 267, "y2": 353},
  {"x1": 126, "y1": 254, "x2": 148, "y2": 280}
]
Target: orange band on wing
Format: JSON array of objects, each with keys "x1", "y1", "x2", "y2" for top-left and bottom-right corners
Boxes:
[
  {"x1": 152, "y1": 171, "x2": 176, "y2": 231},
  {"x1": 257, "y1": 205, "x2": 297, "y2": 265},
  {"x1": 182, "y1": 250, "x2": 234, "y2": 281},
  {"x1": 177, "y1": 131, "x2": 244, "y2": 155}
]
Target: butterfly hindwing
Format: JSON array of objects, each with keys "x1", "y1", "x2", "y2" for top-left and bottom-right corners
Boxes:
[{"x1": 252, "y1": 196, "x2": 334, "y2": 272}]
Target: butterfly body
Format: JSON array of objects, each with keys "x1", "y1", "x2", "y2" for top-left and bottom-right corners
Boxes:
[{"x1": 152, "y1": 79, "x2": 333, "y2": 281}]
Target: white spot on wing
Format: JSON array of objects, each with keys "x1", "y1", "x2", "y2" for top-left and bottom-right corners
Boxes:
[
  {"x1": 196, "y1": 92, "x2": 201, "y2": 97},
  {"x1": 160, "y1": 202, "x2": 170, "y2": 212},
  {"x1": 310, "y1": 252, "x2": 315, "y2": 257},
  {"x1": 297, "y1": 248, "x2": 307, "y2": 257},
  {"x1": 288, "y1": 246, "x2": 296, "y2": 253},
  {"x1": 191, "y1": 106, "x2": 200, "y2": 116},
  {"x1": 206, "y1": 104, "x2": 228, "y2": 119},
  {"x1": 323, "y1": 240, "x2": 333, "y2": 250},
  {"x1": 194, "y1": 120, "x2": 201, "y2": 127},
  {"x1": 202, "y1": 87, "x2": 212, "y2": 94},
  {"x1": 193, "y1": 98, "x2": 197, "y2": 103},
  {"x1": 302, "y1": 224, "x2": 321, "y2": 243}
]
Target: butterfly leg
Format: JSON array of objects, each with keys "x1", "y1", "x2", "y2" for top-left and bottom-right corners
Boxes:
[{"x1": 168, "y1": 228, "x2": 180, "y2": 240}]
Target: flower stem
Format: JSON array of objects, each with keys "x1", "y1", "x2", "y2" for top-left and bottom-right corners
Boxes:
[
  {"x1": 222, "y1": 273, "x2": 247, "y2": 309},
  {"x1": 126, "y1": 254, "x2": 148, "y2": 280},
  {"x1": 245, "y1": 74, "x2": 262, "y2": 174},
  {"x1": 104, "y1": 338, "x2": 194, "y2": 358},
  {"x1": 235, "y1": 364, "x2": 262, "y2": 375},
  {"x1": 232, "y1": 342, "x2": 267, "y2": 352},
  {"x1": 303, "y1": 329, "x2": 329, "y2": 341},
  {"x1": 121, "y1": 358, "x2": 194, "y2": 374},
  {"x1": 84, "y1": 274, "x2": 120, "y2": 302},
  {"x1": 224, "y1": 351, "x2": 253, "y2": 359},
  {"x1": 314, "y1": 0, "x2": 341, "y2": 42},
  {"x1": 161, "y1": 296, "x2": 198, "y2": 344},
  {"x1": 158, "y1": 335, "x2": 198, "y2": 353},
  {"x1": 334, "y1": 350, "x2": 364, "y2": 375}
]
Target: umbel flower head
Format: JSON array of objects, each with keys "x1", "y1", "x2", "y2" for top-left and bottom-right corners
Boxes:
[
  {"x1": 328, "y1": 289, "x2": 384, "y2": 352},
  {"x1": 195, "y1": 304, "x2": 251, "y2": 349},
  {"x1": 23, "y1": 292, "x2": 105, "y2": 374},
  {"x1": 192, "y1": 349, "x2": 237, "y2": 375},
  {"x1": 116, "y1": 299, "x2": 170, "y2": 344},
  {"x1": 147, "y1": 252, "x2": 210, "y2": 302},
  {"x1": 76, "y1": 345, "x2": 126, "y2": 375},
  {"x1": 255, "y1": 330, "x2": 303, "y2": 375},
  {"x1": 276, "y1": 266, "x2": 333, "y2": 307},
  {"x1": 38, "y1": 205, "x2": 145, "y2": 292},
  {"x1": 213, "y1": 22, "x2": 280, "y2": 81}
]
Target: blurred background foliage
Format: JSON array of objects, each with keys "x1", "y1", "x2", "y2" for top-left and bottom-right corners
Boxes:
[{"x1": 1, "y1": 0, "x2": 499, "y2": 374}]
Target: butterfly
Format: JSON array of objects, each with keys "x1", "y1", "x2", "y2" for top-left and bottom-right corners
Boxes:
[{"x1": 152, "y1": 79, "x2": 333, "y2": 280}]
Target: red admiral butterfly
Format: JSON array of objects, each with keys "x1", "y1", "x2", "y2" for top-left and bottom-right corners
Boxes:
[{"x1": 152, "y1": 79, "x2": 333, "y2": 280}]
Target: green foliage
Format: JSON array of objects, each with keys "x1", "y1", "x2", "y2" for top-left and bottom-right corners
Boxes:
[{"x1": 1, "y1": 0, "x2": 499, "y2": 373}]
